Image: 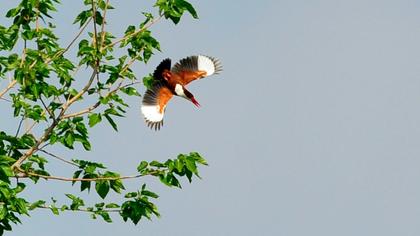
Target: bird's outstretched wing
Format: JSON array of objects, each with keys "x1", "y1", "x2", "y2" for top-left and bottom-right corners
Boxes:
[
  {"x1": 171, "y1": 55, "x2": 222, "y2": 85},
  {"x1": 141, "y1": 81, "x2": 174, "y2": 130},
  {"x1": 153, "y1": 58, "x2": 171, "y2": 81}
]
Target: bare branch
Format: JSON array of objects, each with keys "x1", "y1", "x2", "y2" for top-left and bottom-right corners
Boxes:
[
  {"x1": 38, "y1": 149, "x2": 80, "y2": 167},
  {"x1": 61, "y1": 101, "x2": 100, "y2": 119},
  {"x1": 0, "y1": 80, "x2": 17, "y2": 100},
  {"x1": 0, "y1": 97, "x2": 11, "y2": 102},
  {"x1": 40, "y1": 97, "x2": 56, "y2": 123}
]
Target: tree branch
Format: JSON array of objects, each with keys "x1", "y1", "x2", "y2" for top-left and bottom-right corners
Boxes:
[
  {"x1": 38, "y1": 149, "x2": 80, "y2": 167},
  {"x1": 24, "y1": 110, "x2": 46, "y2": 135},
  {"x1": 60, "y1": 68, "x2": 98, "y2": 115},
  {"x1": 15, "y1": 166, "x2": 160, "y2": 182},
  {"x1": 35, "y1": 204, "x2": 120, "y2": 213},
  {"x1": 42, "y1": 16, "x2": 93, "y2": 66},
  {"x1": 61, "y1": 81, "x2": 140, "y2": 119},
  {"x1": 99, "y1": 0, "x2": 110, "y2": 52},
  {"x1": 103, "y1": 15, "x2": 162, "y2": 50},
  {"x1": 11, "y1": 120, "x2": 58, "y2": 170},
  {"x1": 40, "y1": 97, "x2": 56, "y2": 123},
  {"x1": 0, "y1": 80, "x2": 17, "y2": 100},
  {"x1": 61, "y1": 101, "x2": 100, "y2": 119},
  {"x1": 91, "y1": 0, "x2": 99, "y2": 51}
]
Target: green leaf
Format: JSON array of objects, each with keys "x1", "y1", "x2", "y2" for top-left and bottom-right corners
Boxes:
[
  {"x1": 0, "y1": 155, "x2": 16, "y2": 164},
  {"x1": 124, "y1": 192, "x2": 138, "y2": 198},
  {"x1": 175, "y1": 0, "x2": 198, "y2": 18},
  {"x1": 0, "y1": 204, "x2": 7, "y2": 220},
  {"x1": 80, "y1": 180, "x2": 91, "y2": 192},
  {"x1": 64, "y1": 132, "x2": 75, "y2": 148},
  {"x1": 150, "y1": 160, "x2": 165, "y2": 168},
  {"x1": 104, "y1": 114, "x2": 118, "y2": 131},
  {"x1": 28, "y1": 200, "x2": 46, "y2": 211},
  {"x1": 142, "y1": 74, "x2": 154, "y2": 89},
  {"x1": 121, "y1": 87, "x2": 140, "y2": 96},
  {"x1": 50, "y1": 206, "x2": 59, "y2": 215},
  {"x1": 185, "y1": 156, "x2": 198, "y2": 175},
  {"x1": 88, "y1": 113, "x2": 102, "y2": 127},
  {"x1": 0, "y1": 165, "x2": 14, "y2": 177},
  {"x1": 99, "y1": 211, "x2": 112, "y2": 223},
  {"x1": 110, "y1": 179, "x2": 125, "y2": 193},
  {"x1": 105, "y1": 203, "x2": 120, "y2": 208},
  {"x1": 95, "y1": 202, "x2": 105, "y2": 208},
  {"x1": 95, "y1": 181, "x2": 110, "y2": 199},
  {"x1": 190, "y1": 152, "x2": 208, "y2": 165},
  {"x1": 137, "y1": 161, "x2": 148, "y2": 172},
  {"x1": 141, "y1": 190, "x2": 159, "y2": 199}
]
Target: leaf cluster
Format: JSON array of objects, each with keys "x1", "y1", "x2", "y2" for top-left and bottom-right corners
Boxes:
[{"x1": 0, "y1": 0, "x2": 204, "y2": 234}]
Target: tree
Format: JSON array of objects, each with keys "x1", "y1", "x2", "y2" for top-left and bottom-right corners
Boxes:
[{"x1": 0, "y1": 0, "x2": 207, "y2": 234}]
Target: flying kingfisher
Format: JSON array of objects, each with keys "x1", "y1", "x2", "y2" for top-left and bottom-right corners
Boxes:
[{"x1": 141, "y1": 55, "x2": 222, "y2": 130}]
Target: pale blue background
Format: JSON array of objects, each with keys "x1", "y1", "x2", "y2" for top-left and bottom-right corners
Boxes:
[{"x1": 1, "y1": 0, "x2": 420, "y2": 235}]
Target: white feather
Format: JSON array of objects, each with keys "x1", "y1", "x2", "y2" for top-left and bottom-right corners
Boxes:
[
  {"x1": 197, "y1": 55, "x2": 215, "y2": 76},
  {"x1": 174, "y1": 84, "x2": 186, "y2": 98},
  {"x1": 141, "y1": 105, "x2": 164, "y2": 122}
]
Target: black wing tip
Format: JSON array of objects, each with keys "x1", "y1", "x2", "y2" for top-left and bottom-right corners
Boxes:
[
  {"x1": 153, "y1": 58, "x2": 171, "y2": 81},
  {"x1": 206, "y1": 56, "x2": 223, "y2": 75},
  {"x1": 145, "y1": 119, "x2": 164, "y2": 131}
]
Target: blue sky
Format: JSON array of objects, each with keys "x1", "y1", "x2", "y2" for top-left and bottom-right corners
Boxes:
[{"x1": 2, "y1": 0, "x2": 420, "y2": 235}]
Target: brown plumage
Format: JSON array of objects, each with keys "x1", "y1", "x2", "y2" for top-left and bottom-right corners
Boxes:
[{"x1": 141, "y1": 55, "x2": 222, "y2": 130}]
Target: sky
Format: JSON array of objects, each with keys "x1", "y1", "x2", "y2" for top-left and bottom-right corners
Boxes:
[{"x1": 2, "y1": 0, "x2": 420, "y2": 235}]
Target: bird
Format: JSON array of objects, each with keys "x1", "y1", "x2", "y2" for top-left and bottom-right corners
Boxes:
[{"x1": 141, "y1": 55, "x2": 222, "y2": 130}]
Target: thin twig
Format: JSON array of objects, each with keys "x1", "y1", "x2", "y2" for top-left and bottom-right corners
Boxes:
[
  {"x1": 61, "y1": 51, "x2": 141, "y2": 119},
  {"x1": 40, "y1": 97, "x2": 56, "y2": 122},
  {"x1": 99, "y1": 0, "x2": 110, "y2": 51},
  {"x1": 61, "y1": 102, "x2": 100, "y2": 119},
  {"x1": 14, "y1": 116, "x2": 25, "y2": 137},
  {"x1": 61, "y1": 81, "x2": 141, "y2": 119},
  {"x1": 23, "y1": 110, "x2": 47, "y2": 135},
  {"x1": 12, "y1": 120, "x2": 59, "y2": 169},
  {"x1": 7, "y1": 116, "x2": 25, "y2": 156},
  {"x1": 0, "y1": 97, "x2": 11, "y2": 102},
  {"x1": 61, "y1": 68, "x2": 98, "y2": 114},
  {"x1": 42, "y1": 16, "x2": 93, "y2": 66},
  {"x1": 91, "y1": 0, "x2": 99, "y2": 51},
  {"x1": 103, "y1": 15, "x2": 162, "y2": 50},
  {"x1": 38, "y1": 149, "x2": 80, "y2": 167}
]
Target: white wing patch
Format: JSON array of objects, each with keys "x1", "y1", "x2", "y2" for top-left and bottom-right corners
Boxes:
[
  {"x1": 141, "y1": 105, "x2": 164, "y2": 123},
  {"x1": 197, "y1": 55, "x2": 216, "y2": 76}
]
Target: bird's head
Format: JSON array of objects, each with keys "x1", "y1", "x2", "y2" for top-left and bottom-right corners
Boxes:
[{"x1": 174, "y1": 84, "x2": 200, "y2": 108}]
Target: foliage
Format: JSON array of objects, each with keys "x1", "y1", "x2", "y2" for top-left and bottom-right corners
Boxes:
[{"x1": 0, "y1": 0, "x2": 204, "y2": 234}]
